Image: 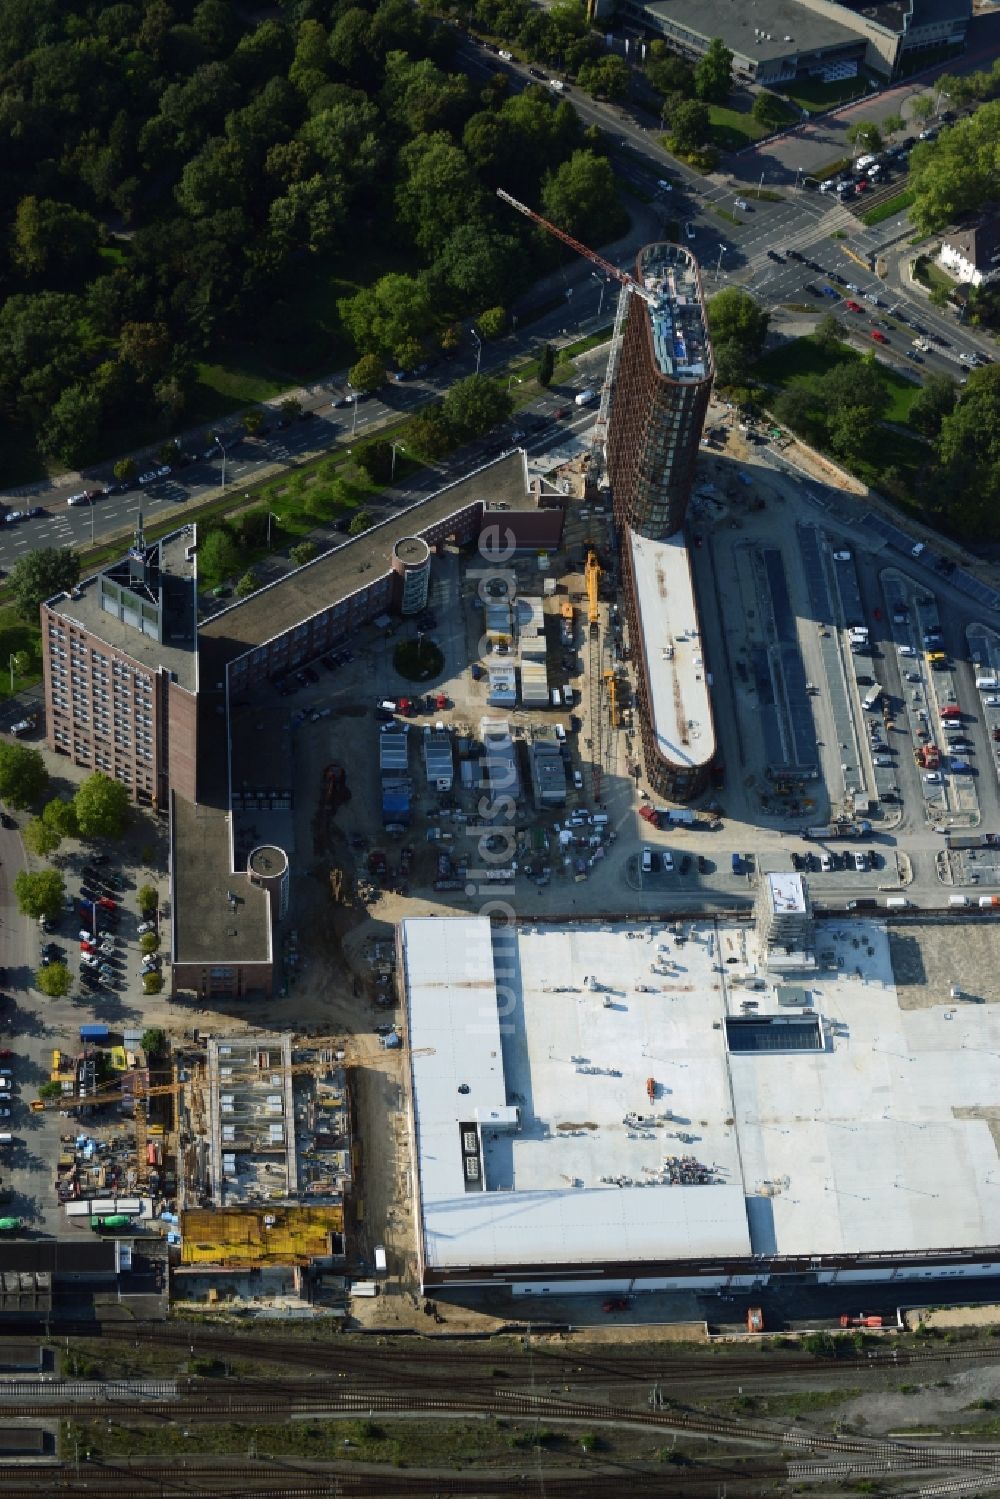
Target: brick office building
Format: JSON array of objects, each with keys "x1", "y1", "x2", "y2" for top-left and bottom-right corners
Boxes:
[{"x1": 40, "y1": 454, "x2": 560, "y2": 999}]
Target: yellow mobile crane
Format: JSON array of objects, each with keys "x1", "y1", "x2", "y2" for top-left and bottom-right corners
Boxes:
[
  {"x1": 604, "y1": 669, "x2": 620, "y2": 729},
  {"x1": 585, "y1": 550, "x2": 601, "y2": 637}
]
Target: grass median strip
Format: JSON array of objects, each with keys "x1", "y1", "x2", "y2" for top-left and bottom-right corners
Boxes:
[{"x1": 862, "y1": 189, "x2": 916, "y2": 227}]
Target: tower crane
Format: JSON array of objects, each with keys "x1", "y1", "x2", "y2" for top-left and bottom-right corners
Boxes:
[
  {"x1": 496, "y1": 188, "x2": 654, "y2": 471},
  {"x1": 496, "y1": 190, "x2": 656, "y2": 307}
]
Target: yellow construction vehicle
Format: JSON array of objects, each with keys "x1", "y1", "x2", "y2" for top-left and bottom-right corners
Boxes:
[
  {"x1": 604, "y1": 669, "x2": 620, "y2": 728},
  {"x1": 585, "y1": 550, "x2": 601, "y2": 636}
]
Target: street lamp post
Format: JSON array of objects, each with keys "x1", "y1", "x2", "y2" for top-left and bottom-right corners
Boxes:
[
  {"x1": 471, "y1": 328, "x2": 482, "y2": 376},
  {"x1": 8, "y1": 655, "x2": 17, "y2": 695},
  {"x1": 716, "y1": 244, "x2": 726, "y2": 281},
  {"x1": 87, "y1": 494, "x2": 96, "y2": 545},
  {"x1": 213, "y1": 434, "x2": 227, "y2": 492},
  {"x1": 351, "y1": 397, "x2": 359, "y2": 438},
  {"x1": 794, "y1": 167, "x2": 802, "y2": 192},
  {"x1": 591, "y1": 271, "x2": 607, "y2": 319},
  {"x1": 506, "y1": 375, "x2": 522, "y2": 394},
  {"x1": 390, "y1": 442, "x2": 405, "y2": 481},
  {"x1": 266, "y1": 512, "x2": 281, "y2": 549}
]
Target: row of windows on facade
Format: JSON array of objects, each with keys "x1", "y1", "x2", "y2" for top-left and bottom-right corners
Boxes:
[
  {"x1": 236, "y1": 598, "x2": 391, "y2": 674},
  {"x1": 48, "y1": 628, "x2": 153, "y2": 681},
  {"x1": 49, "y1": 661, "x2": 153, "y2": 697},
  {"x1": 53, "y1": 732, "x2": 151, "y2": 785},
  {"x1": 50, "y1": 696, "x2": 153, "y2": 732},
  {"x1": 50, "y1": 711, "x2": 155, "y2": 757}
]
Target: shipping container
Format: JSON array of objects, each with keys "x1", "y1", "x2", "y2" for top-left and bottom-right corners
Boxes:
[
  {"x1": 374, "y1": 1245, "x2": 387, "y2": 1275},
  {"x1": 79, "y1": 1024, "x2": 110, "y2": 1040},
  {"x1": 350, "y1": 1280, "x2": 379, "y2": 1297}
]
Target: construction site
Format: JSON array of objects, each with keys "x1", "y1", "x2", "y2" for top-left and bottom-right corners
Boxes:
[{"x1": 35, "y1": 1028, "x2": 355, "y2": 1312}]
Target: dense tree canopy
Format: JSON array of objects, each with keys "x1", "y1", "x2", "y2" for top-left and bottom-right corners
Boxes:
[
  {"x1": 73, "y1": 771, "x2": 131, "y2": 839},
  {"x1": 909, "y1": 100, "x2": 1000, "y2": 232},
  {"x1": 8, "y1": 546, "x2": 80, "y2": 623},
  {"x1": 0, "y1": 0, "x2": 625, "y2": 467},
  {"x1": 694, "y1": 37, "x2": 733, "y2": 104},
  {"x1": 932, "y1": 367, "x2": 1000, "y2": 537},
  {"x1": 707, "y1": 289, "x2": 770, "y2": 359},
  {"x1": 14, "y1": 868, "x2": 64, "y2": 922},
  {"x1": 0, "y1": 743, "x2": 49, "y2": 811}
]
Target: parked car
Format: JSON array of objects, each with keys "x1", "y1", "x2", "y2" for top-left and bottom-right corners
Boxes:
[{"x1": 871, "y1": 330, "x2": 888, "y2": 345}]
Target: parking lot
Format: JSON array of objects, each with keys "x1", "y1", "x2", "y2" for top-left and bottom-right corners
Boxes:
[{"x1": 0, "y1": 828, "x2": 166, "y2": 1237}]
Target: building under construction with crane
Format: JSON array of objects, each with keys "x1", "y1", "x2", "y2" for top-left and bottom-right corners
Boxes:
[{"x1": 498, "y1": 192, "x2": 718, "y2": 800}]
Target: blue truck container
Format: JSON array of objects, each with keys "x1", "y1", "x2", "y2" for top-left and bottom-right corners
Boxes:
[
  {"x1": 79, "y1": 1024, "x2": 110, "y2": 1041},
  {"x1": 731, "y1": 853, "x2": 741, "y2": 874}
]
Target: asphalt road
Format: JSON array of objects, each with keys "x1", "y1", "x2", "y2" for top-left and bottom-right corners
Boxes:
[{"x1": 1, "y1": 33, "x2": 994, "y2": 561}]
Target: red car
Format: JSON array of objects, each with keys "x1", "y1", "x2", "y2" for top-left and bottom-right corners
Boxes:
[
  {"x1": 80, "y1": 941, "x2": 96, "y2": 954},
  {"x1": 872, "y1": 607, "x2": 882, "y2": 620},
  {"x1": 602, "y1": 1298, "x2": 630, "y2": 1313},
  {"x1": 97, "y1": 896, "x2": 117, "y2": 912},
  {"x1": 845, "y1": 300, "x2": 862, "y2": 313},
  {"x1": 855, "y1": 180, "x2": 868, "y2": 194},
  {"x1": 0, "y1": 1050, "x2": 13, "y2": 1060},
  {"x1": 871, "y1": 330, "x2": 888, "y2": 345}
]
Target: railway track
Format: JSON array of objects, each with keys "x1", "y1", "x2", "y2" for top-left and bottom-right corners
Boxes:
[
  {"x1": 20, "y1": 1378, "x2": 1000, "y2": 1478},
  {"x1": 91, "y1": 1320, "x2": 1000, "y2": 1386},
  {"x1": 0, "y1": 1463, "x2": 793, "y2": 1499}
]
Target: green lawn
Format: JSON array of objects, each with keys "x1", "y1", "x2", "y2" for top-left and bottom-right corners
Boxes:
[
  {"x1": 779, "y1": 75, "x2": 873, "y2": 112},
  {"x1": 707, "y1": 102, "x2": 772, "y2": 150},
  {"x1": 862, "y1": 189, "x2": 916, "y2": 227},
  {"x1": 914, "y1": 254, "x2": 955, "y2": 296},
  {"x1": 755, "y1": 333, "x2": 924, "y2": 424},
  {"x1": 0, "y1": 605, "x2": 42, "y2": 700}
]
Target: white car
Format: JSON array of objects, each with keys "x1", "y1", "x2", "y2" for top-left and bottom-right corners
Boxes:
[
  {"x1": 832, "y1": 550, "x2": 851, "y2": 561},
  {"x1": 573, "y1": 770, "x2": 584, "y2": 789},
  {"x1": 657, "y1": 178, "x2": 672, "y2": 192},
  {"x1": 923, "y1": 771, "x2": 943, "y2": 784},
  {"x1": 10, "y1": 718, "x2": 33, "y2": 736},
  {"x1": 137, "y1": 922, "x2": 157, "y2": 936},
  {"x1": 985, "y1": 695, "x2": 1000, "y2": 706},
  {"x1": 911, "y1": 542, "x2": 926, "y2": 557},
  {"x1": 734, "y1": 197, "x2": 749, "y2": 210},
  {"x1": 66, "y1": 492, "x2": 90, "y2": 506}
]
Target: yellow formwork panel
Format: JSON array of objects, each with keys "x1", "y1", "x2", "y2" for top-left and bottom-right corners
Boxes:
[{"x1": 180, "y1": 1205, "x2": 344, "y2": 1265}]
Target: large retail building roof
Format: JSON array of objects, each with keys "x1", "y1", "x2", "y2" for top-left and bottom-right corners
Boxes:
[{"x1": 403, "y1": 915, "x2": 1000, "y2": 1274}]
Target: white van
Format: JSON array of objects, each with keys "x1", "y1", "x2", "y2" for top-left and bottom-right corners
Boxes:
[
  {"x1": 898, "y1": 644, "x2": 916, "y2": 657},
  {"x1": 948, "y1": 894, "x2": 970, "y2": 907},
  {"x1": 550, "y1": 688, "x2": 562, "y2": 708},
  {"x1": 554, "y1": 722, "x2": 566, "y2": 743},
  {"x1": 641, "y1": 847, "x2": 653, "y2": 873},
  {"x1": 0, "y1": 1134, "x2": 12, "y2": 1145},
  {"x1": 574, "y1": 389, "x2": 597, "y2": 407},
  {"x1": 885, "y1": 896, "x2": 909, "y2": 909}
]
